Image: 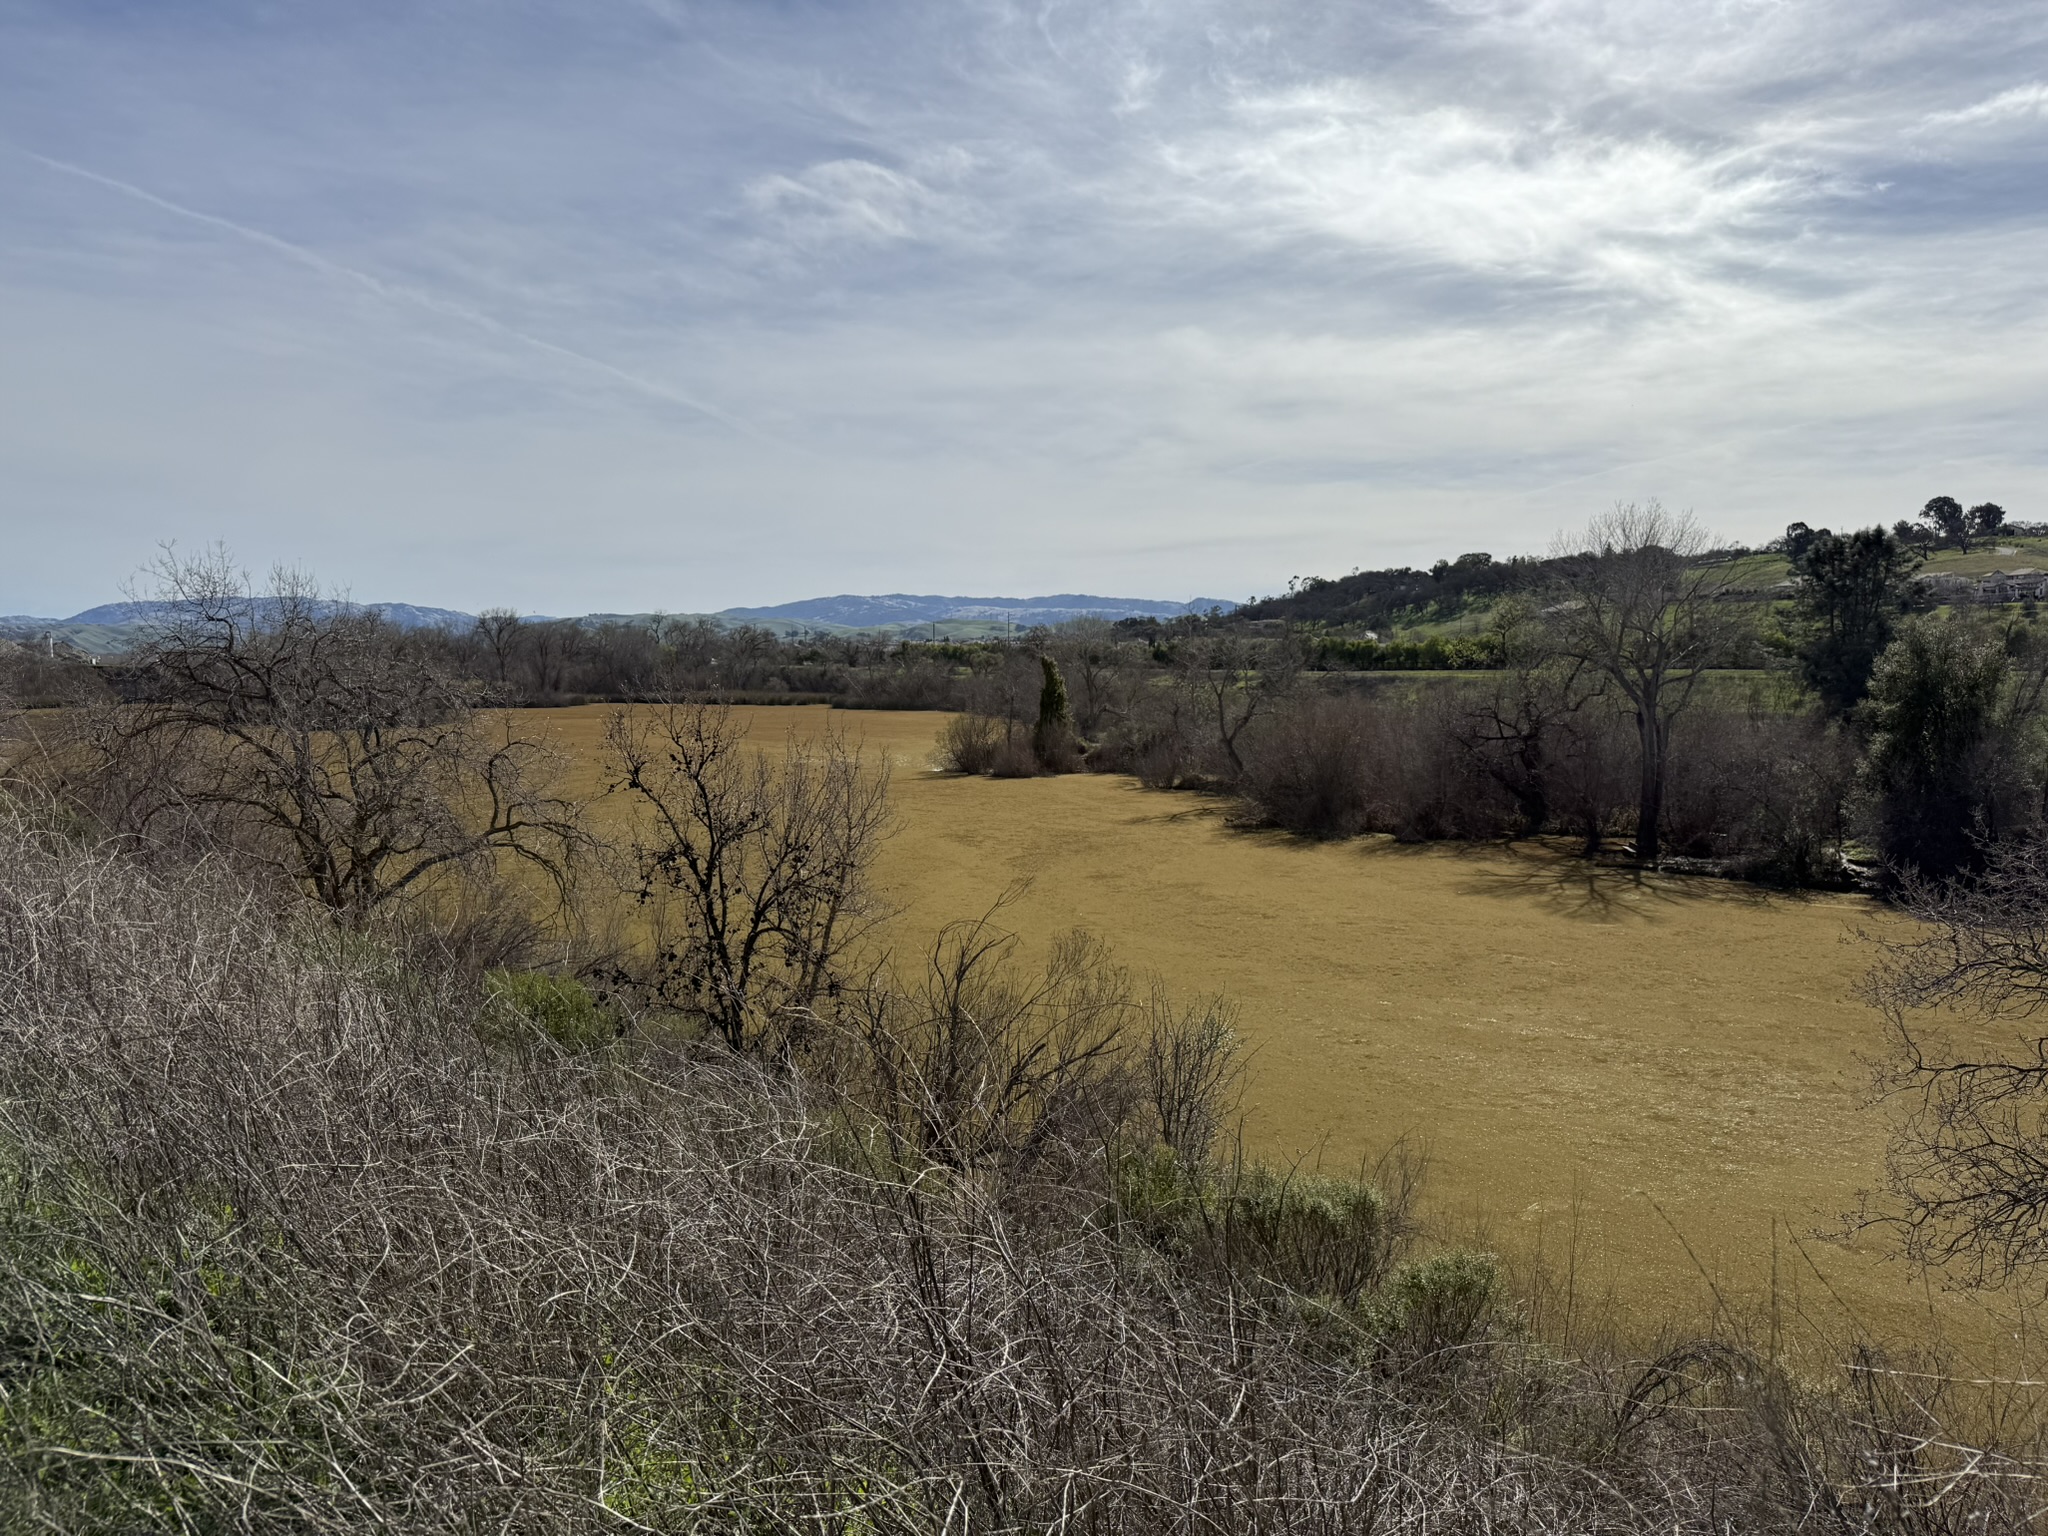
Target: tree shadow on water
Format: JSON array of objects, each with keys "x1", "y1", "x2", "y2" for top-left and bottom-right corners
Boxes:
[{"x1": 1360, "y1": 838, "x2": 1780, "y2": 923}]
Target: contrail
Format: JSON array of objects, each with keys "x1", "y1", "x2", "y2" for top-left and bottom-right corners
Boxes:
[{"x1": 14, "y1": 145, "x2": 790, "y2": 448}]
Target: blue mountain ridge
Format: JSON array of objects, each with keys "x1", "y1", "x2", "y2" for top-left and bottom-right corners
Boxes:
[
  {"x1": 717, "y1": 594, "x2": 1236, "y2": 626},
  {"x1": 59, "y1": 599, "x2": 480, "y2": 631},
  {"x1": 0, "y1": 593, "x2": 1239, "y2": 649}
]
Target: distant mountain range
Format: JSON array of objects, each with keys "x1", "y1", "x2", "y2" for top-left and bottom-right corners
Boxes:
[
  {"x1": 0, "y1": 592, "x2": 1237, "y2": 651},
  {"x1": 53, "y1": 599, "x2": 482, "y2": 631},
  {"x1": 718, "y1": 593, "x2": 1234, "y2": 628}
]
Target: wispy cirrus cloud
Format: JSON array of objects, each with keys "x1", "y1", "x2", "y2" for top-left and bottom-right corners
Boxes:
[
  {"x1": 747, "y1": 160, "x2": 934, "y2": 245},
  {"x1": 1922, "y1": 80, "x2": 2048, "y2": 131},
  {"x1": 0, "y1": 0, "x2": 2044, "y2": 615}
]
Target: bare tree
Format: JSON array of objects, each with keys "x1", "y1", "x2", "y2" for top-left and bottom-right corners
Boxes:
[
  {"x1": 1548, "y1": 503, "x2": 1745, "y2": 866},
  {"x1": 1862, "y1": 840, "x2": 2048, "y2": 1287},
  {"x1": 651, "y1": 613, "x2": 724, "y2": 687},
  {"x1": 1046, "y1": 618, "x2": 1132, "y2": 737},
  {"x1": 605, "y1": 699, "x2": 893, "y2": 1054},
  {"x1": 473, "y1": 606, "x2": 525, "y2": 687},
  {"x1": 1174, "y1": 631, "x2": 1303, "y2": 780},
  {"x1": 67, "y1": 549, "x2": 581, "y2": 916},
  {"x1": 1461, "y1": 598, "x2": 1602, "y2": 839},
  {"x1": 719, "y1": 623, "x2": 779, "y2": 690},
  {"x1": 1141, "y1": 983, "x2": 1244, "y2": 1166},
  {"x1": 522, "y1": 617, "x2": 585, "y2": 698}
]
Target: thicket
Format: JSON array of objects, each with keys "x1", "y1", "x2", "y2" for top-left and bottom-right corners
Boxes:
[
  {"x1": 930, "y1": 513, "x2": 2048, "y2": 891},
  {"x1": 1307, "y1": 631, "x2": 1504, "y2": 671},
  {"x1": 20, "y1": 516, "x2": 2048, "y2": 893},
  {"x1": 4, "y1": 810, "x2": 2044, "y2": 1531},
  {"x1": 425, "y1": 610, "x2": 981, "y2": 709}
]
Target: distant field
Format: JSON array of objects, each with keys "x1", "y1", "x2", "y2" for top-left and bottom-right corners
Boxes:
[
  {"x1": 533, "y1": 703, "x2": 2027, "y2": 1367},
  {"x1": 1920, "y1": 537, "x2": 2048, "y2": 578}
]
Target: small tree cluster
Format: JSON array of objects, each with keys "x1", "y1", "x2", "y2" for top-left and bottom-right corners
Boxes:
[{"x1": 1917, "y1": 494, "x2": 2009, "y2": 552}]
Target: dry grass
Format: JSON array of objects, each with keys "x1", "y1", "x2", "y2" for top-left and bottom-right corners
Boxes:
[
  {"x1": 523, "y1": 706, "x2": 2032, "y2": 1366},
  {"x1": 12, "y1": 801, "x2": 2047, "y2": 1532}
]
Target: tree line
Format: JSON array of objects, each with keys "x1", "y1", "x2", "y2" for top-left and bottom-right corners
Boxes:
[
  {"x1": 11, "y1": 506, "x2": 2044, "y2": 895},
  {"x1": 934, "y1": 503, "x2": 2046, "y2": 885}
]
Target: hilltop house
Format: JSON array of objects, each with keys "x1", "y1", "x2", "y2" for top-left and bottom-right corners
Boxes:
[
  {"x1": 1909, "y1": 569, "x2": 2045, "y2": 606},
  {"x1": 1976, "y1": 569, "x2": 2048, "y2": 604}
]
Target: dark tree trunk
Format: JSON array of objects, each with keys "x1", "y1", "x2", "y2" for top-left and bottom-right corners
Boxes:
[{"x1": 1634, "y1": 709, "x2": 1665, "y2": 866}]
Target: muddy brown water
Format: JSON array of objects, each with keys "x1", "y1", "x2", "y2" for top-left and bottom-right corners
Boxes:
[{"x1": 532, "y1": 703, "x2": 2033, "y2": 1369}]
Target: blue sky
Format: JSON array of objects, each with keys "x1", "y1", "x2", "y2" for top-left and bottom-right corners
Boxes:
[{"x1": 3, "y1": 0, "x2": 2046, "y2": 614}]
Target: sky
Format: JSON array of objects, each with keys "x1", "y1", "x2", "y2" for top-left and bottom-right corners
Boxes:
[{"x1": 2, "y1": 0, "x2": 2046, "y2": 616}]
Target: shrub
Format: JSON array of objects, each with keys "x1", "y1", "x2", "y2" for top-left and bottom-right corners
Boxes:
[
  {"x1": 1224, "y1": 1164, "x2": 1404, "y2": 1304},
  {"x1": 1236, "y1": 693, "x2": 1374, "y2": 837},
  {"x1": 843, "y1": 655, "x2": 970, "y2": 710},
  {"x1": 935, "y1": 711, "x2": 1004, "y2": 774},
  {"x1": 484, "y1": 968, "x2": 617, "y2": 1051},
  {"x1": 1368, "y1": 685, "x2": 1518, "y2": 841},
  {"x1": 1115, "y1": 1154, "x2": 1416, "y2": 1307},
  {"x1": 833, "y1": 921, "x2": 1241, "y2": 1185},
  {"x1": 989, "y1": 730, "x2": 1042, "y2": 779},
  {"x1": 1238, "y1": 688, "x2": 1519, "y2": 842},
  {"x1": 1662, "y1": 703, "x2": 1858, "y2": 884},
  {"x1": 1372, "y1": 1250, "x2": 1500, "y2": 1360}
]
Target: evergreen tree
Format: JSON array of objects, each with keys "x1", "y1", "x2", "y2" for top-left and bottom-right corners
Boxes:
[
  {"x1": 1034, "y1": 654, "x2": 1076, "y2": 769},
  {"x1": 1861, "y1": 619, "x2": 2006, "y2": 881},
  {"x1": 1787, "y1": 525, "x2": 1922, "y2": 715}
]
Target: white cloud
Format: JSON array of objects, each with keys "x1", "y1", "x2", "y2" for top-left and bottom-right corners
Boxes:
[
  {"x1": 1923, "y1": 80, "x2": 2048, "y2": 130},
  {"x1": 743, "y1": 158, "x2": 943, "y2": 249},
  {"x1": 1156, "y1": 86, "x2": 1798, "y2": 297}
]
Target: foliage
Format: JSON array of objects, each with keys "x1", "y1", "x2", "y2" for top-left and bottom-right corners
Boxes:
[
  {"x1": 1918, "y1": 495, "x2": 2012, "y2": 553},
  {"x1": 1921, "y1": 495, "x2": 1971, "y2": 550},
  {"x1": 1032, "y1": 654, "x2": 1079, "y2": 771},
  {"x1": 1237, "y1": 550, "x2": 1551, "y2": 632},
  {"x1": 485, "y1": 967, "x2": 618, "y2": 1051},
  {"x1": 1860, "y1": 618, "x2": 2017, "y2": 882},
  {"x1": 1308, "y1": 631, "x2": 1504, "y2": 671},
  {"x1": 1785, "y1": 524, "x2": 1924, "y2": 715},
  {"x1": 1373, "y1": 1250, "x2": 1501, "y2": 1359}
]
